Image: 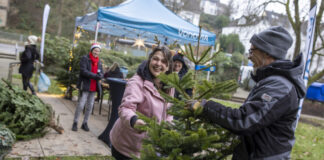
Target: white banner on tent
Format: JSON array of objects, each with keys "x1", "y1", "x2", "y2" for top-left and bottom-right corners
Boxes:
[
  {"x1": 295, "y1": 4, "x2": 317, "y2": 128},
  {"x1": 40, "y1": 4, "x2": 50, "y2": 63}
]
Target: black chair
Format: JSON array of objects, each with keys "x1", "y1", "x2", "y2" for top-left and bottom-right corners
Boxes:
[{"x1": 98, "y1": 78, "x2": 127, "y2": 147}]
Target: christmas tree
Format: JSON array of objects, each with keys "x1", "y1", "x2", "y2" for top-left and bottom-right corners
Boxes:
[{"x1": 134, "y1": 27, "x2": 240, "y2": 160}]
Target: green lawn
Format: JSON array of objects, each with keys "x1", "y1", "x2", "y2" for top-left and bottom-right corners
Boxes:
[
  {"x1": 11, "y1": 74, "x2": 65, "y2": 95},
  {"x1": 292, "y1": 120, "x2": 324, "y2": 160},
  {"x1": 214, "y1": 99, "x2": 324, "y2": 160},
  {"x1": 6, "y1": 156, "x2": 114, "y2": 160},
  {"x1": 11, "y1": 74, "x2": 110, "y2": 100}
]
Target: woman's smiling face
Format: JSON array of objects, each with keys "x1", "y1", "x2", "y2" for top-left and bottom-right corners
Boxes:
[{"x1": 149, "y1": 51, "x2": 169, "y2": 77}]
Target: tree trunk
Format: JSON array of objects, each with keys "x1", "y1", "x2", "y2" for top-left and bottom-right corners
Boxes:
[
  {"x1": 293, "y1": 0, "x2": 301, "y2": 59},
  {"x1": 56, "y1": 0, "x2": 63, "y2": 36}
]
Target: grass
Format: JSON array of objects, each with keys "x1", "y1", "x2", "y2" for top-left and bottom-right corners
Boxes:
[
  {"x1": 11, "y1": 73, "x2": 110, "y2": 100},
  {"x1": 213, "y1": 99, "x2": 324, "y2": 160},
  {"x1": 11, "y1": 74, "x2": 65, "y2": 95},
  {"x1": 292, "y1": 122, "x2": 324, "y2": 160},
  {"x1": 5, "y1": 156, "x2": 114, "y2": 160}
]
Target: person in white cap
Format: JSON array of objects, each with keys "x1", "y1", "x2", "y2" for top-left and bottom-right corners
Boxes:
[
  {"x1": 19, "y1": 35, "x2": 40, "y2": 95},
  {"x1": 72, "y1": 43, "x2": 104, "y2": 132}
]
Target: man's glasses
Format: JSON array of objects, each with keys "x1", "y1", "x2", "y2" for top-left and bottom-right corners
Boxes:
[{"x1": 249, "y1": 48, "x2": 258, "y2": 55}]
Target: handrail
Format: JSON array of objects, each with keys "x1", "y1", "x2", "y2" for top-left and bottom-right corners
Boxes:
[
  {"x1": 7, "y1": 61, "x2": 42, "y2": 84},
  {"x1": 7, "y1": 62, "x2": 20, "y2": 83}
]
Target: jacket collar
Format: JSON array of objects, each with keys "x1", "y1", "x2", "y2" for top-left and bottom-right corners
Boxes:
[{"x1": 143, "y1": 79, "x2": 165, "y2": 102}]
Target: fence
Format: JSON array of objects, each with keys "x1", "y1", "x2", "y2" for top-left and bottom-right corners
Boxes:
[{"x1": 0, "y1": 30, "x2": 26, "y2": 44}]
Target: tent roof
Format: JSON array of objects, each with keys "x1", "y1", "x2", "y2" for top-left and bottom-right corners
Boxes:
[{"x1": 75, "y1": 0, "x2": 216, "y2": 45}]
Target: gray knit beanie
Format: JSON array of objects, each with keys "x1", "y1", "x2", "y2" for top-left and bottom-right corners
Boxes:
[{"x1": 250, "y1": 26, "x2": 293, "y2": 60}]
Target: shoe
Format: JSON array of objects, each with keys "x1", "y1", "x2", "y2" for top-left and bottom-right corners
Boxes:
[
  {"x1": 81, "y1": 123, "x2": 90, "y2": 131},
  {"x1": 72, "y1": 122, "x2": 78, "y2": 131}
]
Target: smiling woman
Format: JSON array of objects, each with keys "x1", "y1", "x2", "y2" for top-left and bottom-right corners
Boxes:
[{"x1": 109, "y1": 45, "x2": 175, "y2": 159}]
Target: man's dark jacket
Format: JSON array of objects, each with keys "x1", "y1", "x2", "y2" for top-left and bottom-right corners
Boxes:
[
  {"x1": 203, "y1": 54, "x2": 306, "y2": 160},
  {"x1": 77, "y1": 54, "x2": 103, "y2": 93}
]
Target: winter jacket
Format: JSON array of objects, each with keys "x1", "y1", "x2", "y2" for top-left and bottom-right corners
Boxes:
[
  {"x1": 104, "y1": 66, "x2": 124, "y2": 79},
  {"x1": 77, "y1": 54, "x2": 103, "y2": 93},
  {"x1": 172, "y1": 53, "x2": 192, "y2": 99},
  {"x1": 202, "y1": 54, "x2": 306, "y2": 160},
  {"x1": 19, "y1": 45, "x2": 40, "y2": 77},
  {"x1": 110, "y1": 61, "x2": 174, "y2": 158}
]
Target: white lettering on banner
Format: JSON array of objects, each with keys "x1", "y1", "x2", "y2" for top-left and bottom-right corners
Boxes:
[{"x1": 178, "y1": 29, "x2": 208, "y2": 42}]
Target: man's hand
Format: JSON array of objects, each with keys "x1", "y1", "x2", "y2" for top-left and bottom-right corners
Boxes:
[
  {"x1": 95, "y1": 73, "x2": 104, "y2": 80},
  {"x1": 186, "y1": 99, "x2": 207, "y2": 111}
]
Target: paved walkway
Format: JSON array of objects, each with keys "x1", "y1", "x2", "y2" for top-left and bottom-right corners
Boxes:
[
  {"x1": 0, "y1": 43, "x2": 112, "y2": 158},
  {"x1": 7, "y1": 94, "x2": 112, "y2": 157}
]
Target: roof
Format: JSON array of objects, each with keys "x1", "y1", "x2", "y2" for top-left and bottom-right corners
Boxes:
[{"x1": 75, "y1": 0, "x2": 216, "y2": 45}]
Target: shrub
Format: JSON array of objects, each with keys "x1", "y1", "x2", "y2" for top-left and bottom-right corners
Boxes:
[
  {"x1": 0, "y1": 124, "x2": 16, "y2": 159},
  {"x1": 43, "y1": 34, "x2": 71, "y2": 75}
]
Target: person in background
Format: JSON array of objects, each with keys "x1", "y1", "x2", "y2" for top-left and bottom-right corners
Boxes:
[
  {"x1": 19, "y1": 35, "x2": 40, "y2": 95},
  {"x1": 104, "y1": 62, "x2": 124, "y2": 79},
  {"x1": 172, "y1": 51, "x2": 192, "y2": 99},
  {"x1": 189, "y1": 26, "x2": 306, "y2": 159},
  {"x1": 72, "y1": 43, "x2": 103, "y2": 132},
  {"x1": 109, "y1": 46, "x2": 174, "y2": 159}
]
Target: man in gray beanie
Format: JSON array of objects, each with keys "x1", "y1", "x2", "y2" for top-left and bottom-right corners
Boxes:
[{"x1": 188, "y1": 26, "x2": 306, "y2": 159}]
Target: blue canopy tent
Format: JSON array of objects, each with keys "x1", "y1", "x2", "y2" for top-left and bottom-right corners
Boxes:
[{"x1": 75, "y1": 0, "x2": 216, "y2": 46}]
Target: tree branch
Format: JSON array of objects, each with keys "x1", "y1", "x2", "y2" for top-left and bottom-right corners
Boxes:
[
  {"x1": 286, "y1": 0, "x2": 296, "y2": 30},
  {"x1": 314, "y1": 47, "x2": 324, "y2": 52},
  {"x1": 308, "y1": 69, "x2": 324, "y2": 87},
  {"x1": 256, "y1": 0, "x2": 286, "y2": 9},
  {"x1": 312, "y1": 0, "x2": 324, "y2": 53}
]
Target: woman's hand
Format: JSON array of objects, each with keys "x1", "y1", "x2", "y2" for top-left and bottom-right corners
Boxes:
[{"x1": 134, "y1": 119, "x2": 146, "y2": 133}]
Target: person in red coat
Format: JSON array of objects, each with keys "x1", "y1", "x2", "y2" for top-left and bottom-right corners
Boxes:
[{"x1": 72, "y1": 43, "x2": 103, "y2": 132}]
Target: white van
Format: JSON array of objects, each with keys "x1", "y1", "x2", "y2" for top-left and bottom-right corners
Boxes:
[{"x1": 238, "y1": 66, "x2": 253, "y2": 84}]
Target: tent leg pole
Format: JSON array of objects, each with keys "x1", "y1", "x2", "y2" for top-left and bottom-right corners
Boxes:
[
  {"x1": 206, "y1": 46, "x2": 215, "y2": 81},
  {"x1": 65, "y1": 26, "x2": 77, "y2": 99},
  {"x1": 94, "y1": 21, "x2": 100, "y2": 43},
  {"x1": 72, "y1": 26, "x2": 77, "y2": 45}
]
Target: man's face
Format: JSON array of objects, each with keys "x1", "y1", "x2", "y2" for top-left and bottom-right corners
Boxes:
[
  {"x1": 92, "y1": 48, "x2": 101, "y2": 58},
  {"x1": 248, "y1": 45, "x2": 267, "y2": 69},
  {"x1": 173, "y1": 60, "x2": 183, "y2": 73}
]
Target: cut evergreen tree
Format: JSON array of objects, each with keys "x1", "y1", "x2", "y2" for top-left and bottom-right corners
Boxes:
[
  {"x1": 0, "y1": 124, "x2": 15, "y2": 159},
  {"x1": 134, "y1": 27, "x2": 240, "y2": 160},
  {"x1": 0, "y1": 79, "x2": 63, "y2": 140}
]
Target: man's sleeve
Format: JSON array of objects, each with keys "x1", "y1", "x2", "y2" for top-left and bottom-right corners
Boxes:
[{"x1": 202, "y1": 78, "x2": 295, "y2": 135}]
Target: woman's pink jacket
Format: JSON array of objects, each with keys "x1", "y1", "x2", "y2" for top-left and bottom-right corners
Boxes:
[{"x1": 110, "y1": 74, "x2": 174, "y2": 158}]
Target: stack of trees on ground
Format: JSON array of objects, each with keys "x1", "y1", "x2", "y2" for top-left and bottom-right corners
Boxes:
[{"x1": 0, "y1": 79, "x2": 63, "y2": 141}]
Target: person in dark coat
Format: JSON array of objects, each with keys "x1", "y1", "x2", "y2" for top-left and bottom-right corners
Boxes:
[
  {"x1": 189, "y1": 26, "x2": 306, "y2": 159},
  {"x1": 173, "y1": 52, "x2": 192, "y2": 99},
  {"x1": 72, "y1": 43, "x2": 103, "y2": 132},
  {"x1": 104, "y1": 62, "x2": 124, "y2": 79},
  {"x1": 19, "y1": 35, "x2": 40, "y2": 95}
]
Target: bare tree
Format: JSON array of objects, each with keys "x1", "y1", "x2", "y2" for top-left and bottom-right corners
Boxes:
[
  {"x1": 56, "y1": 0, "x2": 63, "y2": 36},
  {"x1": 241, "y1": 0, "x2": 324, "y2": 86}
]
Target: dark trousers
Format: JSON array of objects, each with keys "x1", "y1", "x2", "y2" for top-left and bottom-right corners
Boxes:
[
  {"x1": 112, "y1": 145, "x2": 132, "y2": 160},
  {"x1": 22, "y1": 74, "x2": 35, "y2": 94}
]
